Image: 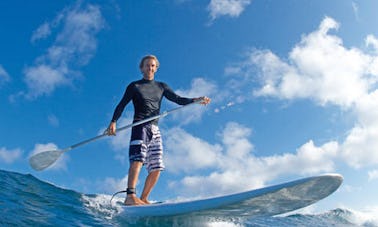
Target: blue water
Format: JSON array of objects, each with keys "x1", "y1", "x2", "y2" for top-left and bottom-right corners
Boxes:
[{"x1": 0, "y1": 169, "x2": 376, "y2": 227}]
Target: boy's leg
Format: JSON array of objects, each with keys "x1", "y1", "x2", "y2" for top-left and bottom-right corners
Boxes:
[
  {"x1": 140, "y1": 170, "x2": 160, "y2": 204},
  {"x1": 125, "y1": 124, "x2": 149, "y2": 205},
  {"x1": 124, "y1": 161, "x2": 145, "y2": 205}
]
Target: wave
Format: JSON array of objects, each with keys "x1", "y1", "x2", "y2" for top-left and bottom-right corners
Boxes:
[
  {"x1": 0, "y1": 169, "x2": 110, "y2": 226},
  {"x1": 0, "y1": 169, "x2": 377, "y2": 227}
]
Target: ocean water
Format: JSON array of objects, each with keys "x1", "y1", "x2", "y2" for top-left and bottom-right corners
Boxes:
[{"x1": 0, "y1": 169, "x2": 377, "y2": 227}]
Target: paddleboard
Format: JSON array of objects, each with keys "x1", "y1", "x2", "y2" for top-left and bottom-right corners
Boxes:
[{"x1": 118, "y1": 174, "x2": 342, "y2": 218}]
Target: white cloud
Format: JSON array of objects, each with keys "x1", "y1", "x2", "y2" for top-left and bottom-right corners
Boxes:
[
  {"x1": 341, "y1": 123, "x2": 378, "y2": 168},
  {"x1": 166, "y1": 123, "x2": 261, "y2": 197},
  {"x1": 165, "y1": 127, "x2": 222, "y2": 173},
  {"x1": 31, "y1": 22, "x2": 52, "y2": 42},
  {"x1": 366, "y1": 35, "x2": 378, "y2": 53},
  {"x1": 251, "y1": 17, "x2": 374, "y2": 108},
  {"x1": 365, "y1": 35, "x2": 378, "y2": 76},
  {"x1": 326, "y1": 36, "x2": 377, "y2": 167},
  {"x1": 224, "y1": 17, "x2": 378, "y2": 169},
  {"x1": 0, "y1": 147, "x2": 22, "y2": 163},
  {"x1": 220, "y1": 121, "x2": 253, "y2": 158},
  {"x1": 23, "y1": 2, "x2": 105, "y2": 99},
  {"x1": 207, "y1": 0, "x2": 251, "y2": 21},
  {"x1": 0, "y1": 65, "x2": 10, "y2": 85},
  {"x1": 30, "y1": 143, "x2": 69, "y2": 171},
  {"x1": 166, "y1": 123, "x2": 339, "y2": 198},
  {"x1": 24, "y1": 64, "x2": 69, "y2": 98},
  {"x1": 368, "y1": 170, "x2": 378, "y2": 181},
  {"x1": 366, "y1": 35, "x2": 378, "y2": 76},
  {"x1": 177, "y1": 78, "x2": 218, "y2": 98},
  {"x1": 265, "y1": 140, "x2": 339, "y2": 176}
]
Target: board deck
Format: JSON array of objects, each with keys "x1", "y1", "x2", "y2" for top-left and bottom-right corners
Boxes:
[{"x1": 118, "y1": 174, "x2": 343, "y2": 218}]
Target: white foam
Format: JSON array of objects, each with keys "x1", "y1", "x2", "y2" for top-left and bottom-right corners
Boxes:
[
  {"x1": 206, "y1": 221, "x2": 243, "y2": 227},
  {"x1": 81, "y1": 194, "x2": 124, "y2": 219},
  {"x1": 346, "y1": 206, "x2": 378, "y2": 226}
]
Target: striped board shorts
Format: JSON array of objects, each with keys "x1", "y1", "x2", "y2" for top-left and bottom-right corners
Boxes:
[{"x1": 129, "y1": 123, "x2": 165, "y2": 173}]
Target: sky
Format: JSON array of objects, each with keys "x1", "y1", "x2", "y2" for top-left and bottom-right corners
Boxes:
[{"x1": 1, "y1": 0, "x2": 378, "y2": 215}]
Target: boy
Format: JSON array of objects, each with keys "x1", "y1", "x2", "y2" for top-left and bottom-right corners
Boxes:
[{"x1": 107, "y1": 55, "x2": 210, "y2": 205}]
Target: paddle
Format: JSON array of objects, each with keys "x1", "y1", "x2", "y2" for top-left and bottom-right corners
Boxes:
[{"x1": 29, "y1": 100, "x2": 202, "y2": 171}]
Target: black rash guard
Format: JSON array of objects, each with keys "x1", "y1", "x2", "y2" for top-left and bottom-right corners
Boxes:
[{"x1": 111, "y1": 79, "x2": 194, "y2": 124}]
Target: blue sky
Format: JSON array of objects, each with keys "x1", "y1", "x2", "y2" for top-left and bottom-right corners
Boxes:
[{"x1": 1, "y1": 0, "x2": 378, "y2": 216}]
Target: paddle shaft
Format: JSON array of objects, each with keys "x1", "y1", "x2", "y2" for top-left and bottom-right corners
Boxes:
[{"x1": 62, "y1": 100, "x2": 201, "y2": 153}]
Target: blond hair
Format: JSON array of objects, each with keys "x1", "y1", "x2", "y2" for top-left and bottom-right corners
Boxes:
[{"x1": 139, "y1": 55, "x2": 160, "y2": 69}]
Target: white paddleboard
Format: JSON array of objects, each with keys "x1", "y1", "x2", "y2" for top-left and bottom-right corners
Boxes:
[{"x1": 118, "y1": 174, "x2": 342, "y2": 218}]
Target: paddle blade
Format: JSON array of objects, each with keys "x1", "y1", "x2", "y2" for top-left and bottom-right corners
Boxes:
[{"x1": 29, "y1": 150, "x2": 64, "y2": 171}]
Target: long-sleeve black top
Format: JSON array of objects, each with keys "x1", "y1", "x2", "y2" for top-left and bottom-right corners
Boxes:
[{"x1": 111, "y1": 79, "x2": 194, "y2": 124}]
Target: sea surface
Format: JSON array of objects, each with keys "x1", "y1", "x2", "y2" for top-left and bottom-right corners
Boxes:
[{"x1": 1, "y1": 169, "x2": 377, "y2": 227}]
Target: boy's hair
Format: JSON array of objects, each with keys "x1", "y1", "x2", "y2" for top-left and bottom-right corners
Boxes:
[{"x1": 139, "y1": 55, "x2": 160, "y2": 69}]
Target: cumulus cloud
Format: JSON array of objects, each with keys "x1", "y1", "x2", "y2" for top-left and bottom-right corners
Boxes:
[
  {"x1": 225, "y1": 17, "x2": 377, "y2": 109},
  {"x1": 0, "y1": 147, "x2": 22, "y2": 164},
  {"x1": 341, "y1": 121, "x2": 378, "y2": 168},
  {"x1": 248, "y1": 17, "x2": 373, "y2": 108},
  {"x1": 165, "y1": 127, "x2": 222, "y2": 173},
  {"x1": 225, "y1": 16, "x2": 378, "y2": 169},
  {"x1": 29, "y1": 143, "x2": 69, "y2": 171},
  {"x1": 165, "y1": 123, "x2": 339, "y2": 198},
  {"x1": 23, "y1": 2, "x2": 105, "y2": 99},
  {"x1": 0, "y1": 65, "x2": 10, "y2": 85},
  {"x1": 207, "y1": 0, "x2": 251, "y2": 21}
]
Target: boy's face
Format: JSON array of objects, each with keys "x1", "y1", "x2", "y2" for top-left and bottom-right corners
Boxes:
[{"x1": 141, "y1": 58, "x2": 158, "y2": 80}]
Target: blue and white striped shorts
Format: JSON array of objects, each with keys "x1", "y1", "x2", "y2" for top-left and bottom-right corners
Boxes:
[{"x1": 129, "y1": 123, "x2": 165, "y2": 173}]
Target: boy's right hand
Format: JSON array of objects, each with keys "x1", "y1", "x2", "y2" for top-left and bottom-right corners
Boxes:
[{"x1": 106, "y1": 122, "x2": 117, "y2": 136}]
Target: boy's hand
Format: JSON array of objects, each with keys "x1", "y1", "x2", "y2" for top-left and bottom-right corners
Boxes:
[
  {"x1": 106, "y1": 122, "x2": 117, "y2": 136},
  {"x1": 195, "y1": 96, "x2": 211, "y2": 105}
]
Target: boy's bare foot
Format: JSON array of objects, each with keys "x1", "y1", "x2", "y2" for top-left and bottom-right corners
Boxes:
[
  {"x1": 124, "y1": 195, "x2": 146, "y2": 206},
  {"x1": 141, "y1": 198, "x2": 151, "y2": 204}
]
